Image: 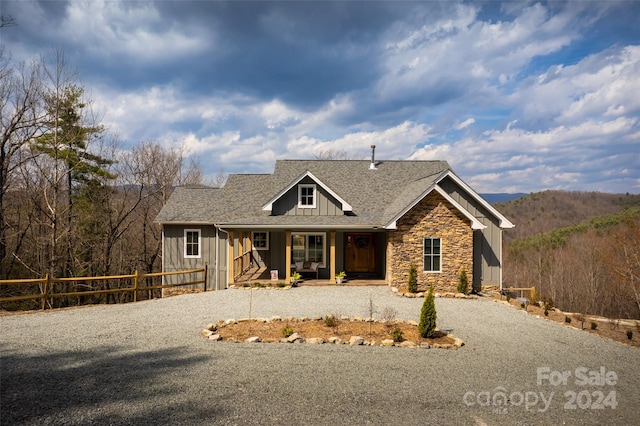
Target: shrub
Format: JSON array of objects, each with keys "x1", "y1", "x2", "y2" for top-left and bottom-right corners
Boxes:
[
  {"x1": 391, "y1": 327, "x2": 404, "y2": 342},
  {"x1": 253, "y1": 282, "x2": 266, "y2": 288},
  {"x1": 408, "y1": 265, "x2": 418, "y2": 293},
  {"x1": 627, "y1": 330, "x2": 633, "y2": 340},
  {"x1": 520, "y1": 302, "x2": 526, "y2": 309},
  {"x1": 418, "y1": 285, "x2": 437, "y2": 338},
  {"x1": 544, "y1": 307, "x2": 549, "y2": 316},
  {"x1": 457, "y1": 267, "x2": 469, "y2": 295},
  {"x1": 590, "y1": 322, "x2": 598, "y2": 330},
  {"x1": 281, "y1": 325, "x2": 294, "y2": 338},
  {"x1": 565, "y1": 316, "x2": 572, "y2": 323},
  {"x1": 506, "y1": 294, "x2": 511, "y2": 302},
  {"x1": 324, "y1": 315, "x2": 337, "y2": 328},
  {"x1": 276, "y1": 282, "x2": 286, "y2": 288}
]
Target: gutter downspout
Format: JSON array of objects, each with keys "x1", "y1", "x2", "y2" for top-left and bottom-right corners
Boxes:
[
  {"x1": 161, "y1": 227, "x2": 165, "y2": 288},
  {"x1": 217, "y1": 226, "x2": 229, "y2": 290},
  {"x1": 499, "y1": 229, "x2": 503, "y2": 292}
]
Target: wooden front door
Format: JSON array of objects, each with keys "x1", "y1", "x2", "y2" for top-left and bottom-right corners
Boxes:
[{"x1": 345, "y1": 233, "x2": 376, "y2": 273}]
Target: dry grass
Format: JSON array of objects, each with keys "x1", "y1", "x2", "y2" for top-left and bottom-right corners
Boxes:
[{"x1": 213, "y1": 318, "x2": 455, "y2": 345}]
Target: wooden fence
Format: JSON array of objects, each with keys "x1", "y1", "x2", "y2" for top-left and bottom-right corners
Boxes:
[
  {"x1": 0, "y1": 265, "x2": 207, "y2": 311},
  {"x1": 502, "y1": 286, "x2": 536, "y2": 300}
]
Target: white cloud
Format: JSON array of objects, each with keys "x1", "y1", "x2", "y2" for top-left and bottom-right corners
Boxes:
[
  {"x1": 376, "y1": 2, "x2": 582, "y2": 104},
  {"x1": 456, "y1": 118, "x2": 475, "y2": 130},
  {"x1": 61, "y1": 1, "x2": 209, "y2": 63},
  {"x1": 412, "y1": 116, "x2": 639, "y2": 193},
  {"x1": 514, "y1": 46, "x2": 640, "y2": 127}
]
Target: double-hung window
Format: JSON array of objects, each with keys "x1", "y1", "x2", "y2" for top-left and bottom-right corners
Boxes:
[
  {"x1": 252, "y1": 231, "x2": 269, "y2": 250},
  {"x1": 423, "y1": 237, "x2": 441, "y2": 272},
  {"x1": 184, "y1": 229, "x2": 201, "y2": 258},
  {"x1": 291, "y1": 233, "x2": 325, "y2": 266},
  {"x1": 298, "y1": 184, "x2": 316, "y2": 208}
]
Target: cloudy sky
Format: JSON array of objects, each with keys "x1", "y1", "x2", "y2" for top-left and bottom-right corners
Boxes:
[{"x1": 2, "y1": 1, "x2": 639, "y2": 193}]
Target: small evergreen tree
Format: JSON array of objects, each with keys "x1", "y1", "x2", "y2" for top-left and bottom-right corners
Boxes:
[
  {"x1": 419, "y1": 285, "x2": 437, "y2": 338},
  {"x1": 457, "y1": 267, "x2": 469, "y2": 295},
  {"x1": 408, "y1": 264, "x2": 418, "y2": 293}
]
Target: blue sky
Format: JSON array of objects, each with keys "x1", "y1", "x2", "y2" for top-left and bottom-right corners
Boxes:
[{"x1": 2, "y1": 0, "x2": 639, "y2": 193}]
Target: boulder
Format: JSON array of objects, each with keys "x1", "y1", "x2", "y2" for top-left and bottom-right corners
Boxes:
[
  {"x1": 328, "y1": 336, "x2": 342, "y2": 344},
  {"x1": 209, "y1": 334, "x2": 222, "y2": 341},
  {"x1": 407, "y1": 320, "x2": 418, "y2": 326},
  {"x1": 349, "y1": 336, "x2": 364, "y2": 346},
  {"x1": 381, "y1": 339, "x2": 395, "y2": 347},
  {"x1": 306, "y1": 337, "x2": 324, "y2": 344},
  {"x1": 287, "y1": 333, "x2": 303, "y2": 343},
  {"x1": 245, "y1": 336, "x2": 261, "y2": 343},
  {"x1": 399, "y1": 341, "x2": 417, "y2": 348},
  {"x1": 419, "y1": 342, "x2": 431, "y2": 349},
  {"x1": 202, "y1": 329, "x2": 214, "y2": 337},
  {"x1": 206, "y1": 323, "x2": 217, "y2": 331}
]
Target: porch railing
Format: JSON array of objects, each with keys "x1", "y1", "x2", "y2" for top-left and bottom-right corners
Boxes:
[{"x1": 233, "y1": 250, "x2": 252, "y2": 281}]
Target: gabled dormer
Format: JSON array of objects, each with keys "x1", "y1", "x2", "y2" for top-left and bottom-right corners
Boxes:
[{"x1": 262, "y1": 171, "x2": 352, "y2": 216}]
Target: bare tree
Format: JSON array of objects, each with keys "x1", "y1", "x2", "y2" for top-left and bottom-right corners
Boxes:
[
  {"x1": 0, "y1": 49, "x2": 45, "y2": 278},
  {"x1": 313, "y1": 149, "x2": 351, "y2": 160}
]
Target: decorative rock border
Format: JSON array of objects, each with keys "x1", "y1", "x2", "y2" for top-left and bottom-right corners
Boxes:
[
  {"x1": 201, "y1": 316, "x2": 464, "y2": 349},
  {"x1": 390, "y1": 287, "x2": 479, "y2": 300},
  {"x1": 228, "y1": 283, "x2": 293, "y2": 290}
]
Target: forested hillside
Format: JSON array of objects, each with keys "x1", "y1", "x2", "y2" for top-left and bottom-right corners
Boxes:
[
  {"x1": 496, "y1": 190, "x2": 640, "y2": 242},
  {"x1": 0, "y1": 50, "x2": 206, "y2": 306},
  {"x1": 498, "y1": 191, "x2": 640, "y2": 319}
]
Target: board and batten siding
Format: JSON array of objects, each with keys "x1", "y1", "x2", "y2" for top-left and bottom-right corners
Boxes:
[
  {"x1": 162, "y1": 224, "x2": 224, "y2": 290},
  {"x1": 439, "y1": 176, "x2": 503, "y2": 288},
  {"x1": 272, "y1": 177, "x2": 344, "y2": 216}
]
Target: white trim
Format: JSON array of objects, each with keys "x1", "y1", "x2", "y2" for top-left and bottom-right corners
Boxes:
[
  {"x1": 252, "y1": 231, "x2": 269, "y2": 250},
  {"x1": 184, "y1": 228, "x2": 201, "y2": 258},
  {"x1": 262, "y1": 170, "x2": 353, "y2": 212},
  {"x1": 384, "y1": 184, "x2": 486, "y2": 230},
  {"x1": 298, "y1": 184, "x2": 317, "y2": 209},
  {"x1": 435, "y1": 170, "x2": 515, "y2": 229},
  {"x1": 423, "y1": 237, "x2": 442, "y2": 273}
]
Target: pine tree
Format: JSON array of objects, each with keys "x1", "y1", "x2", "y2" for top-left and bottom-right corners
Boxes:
[
  {"x1": 457, "y1": 267, "x2": 469, "y2": 295},
  {"x1": 419, "y1": 285, "x2": 437, "y2": 338},
  {"x1": 408, "y1": 264, "x2": 418, "y2": 293}
]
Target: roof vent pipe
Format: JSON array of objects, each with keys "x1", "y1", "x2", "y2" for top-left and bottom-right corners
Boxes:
[{"x1": 370, "y1": 145, "x2": 377, "y2": 170}]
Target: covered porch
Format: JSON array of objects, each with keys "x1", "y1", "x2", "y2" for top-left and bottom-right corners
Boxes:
[
  {"x1": 234, "y1": 267, "x2": 387, "y2": 287},
  {"x1": 226, "y1": 229, "x2": 387, "y2": 287}
]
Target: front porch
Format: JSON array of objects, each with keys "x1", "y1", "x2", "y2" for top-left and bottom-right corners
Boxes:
[{"x1": 235, "y1": 267, "x2": 387, "y2": 287}]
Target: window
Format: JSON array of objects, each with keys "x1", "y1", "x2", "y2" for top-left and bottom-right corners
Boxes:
[
  {"x1": 252, "y1": 231, "x2": 269, "y2": 250},
  {"x1": 423, "y1": 238, "x2": 441, "y2": 272},
  {"x1": 291, "y1": 233, "x2": 325, "y2": 266},
  {"x1": 298, "y1": 184, "x2": 316, "y2": 208},
  {"x1": 184, "y1": 229, "x2": 201, "y2": 258}
]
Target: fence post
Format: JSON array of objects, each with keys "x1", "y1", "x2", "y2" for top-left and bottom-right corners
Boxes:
[
  {"x1": 203, "y1": 263, "x2": 208, "y2": 292},
  {"x1": 133, "y1": 269, "x2": 139, "y2": 302},
  {"x1": 42, "y1": 274, "x2": 51, "y2": 311}
]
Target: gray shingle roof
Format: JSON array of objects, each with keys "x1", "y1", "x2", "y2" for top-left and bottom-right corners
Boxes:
[{"x1": 155, "y1": 160, "x2": 451, "y2": 227}]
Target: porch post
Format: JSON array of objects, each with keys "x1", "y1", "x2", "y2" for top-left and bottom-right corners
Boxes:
[
  {"x1": 228, "y1": 231, "x2": 235, "y2": 285},
  {"x1": 285, "y1": 230, "x2": 291, "y2": 282},
  {"x1": 330, "y1": 231, "x2": 336, "y2": 283}
]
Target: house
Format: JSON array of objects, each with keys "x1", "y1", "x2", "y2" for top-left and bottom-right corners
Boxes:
[{"x1": 154, "y1": 153, "x2": 514, "y2": 292}]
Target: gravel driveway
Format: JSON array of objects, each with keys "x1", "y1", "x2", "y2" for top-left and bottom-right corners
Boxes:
[{"x1": 2, "y1": 287, "x2": 639, "y2": 425}]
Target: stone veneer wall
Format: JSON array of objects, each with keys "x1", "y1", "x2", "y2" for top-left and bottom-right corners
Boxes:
[{"x1": 387, "y1": 192, "x2": 473, "y2": 292}]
